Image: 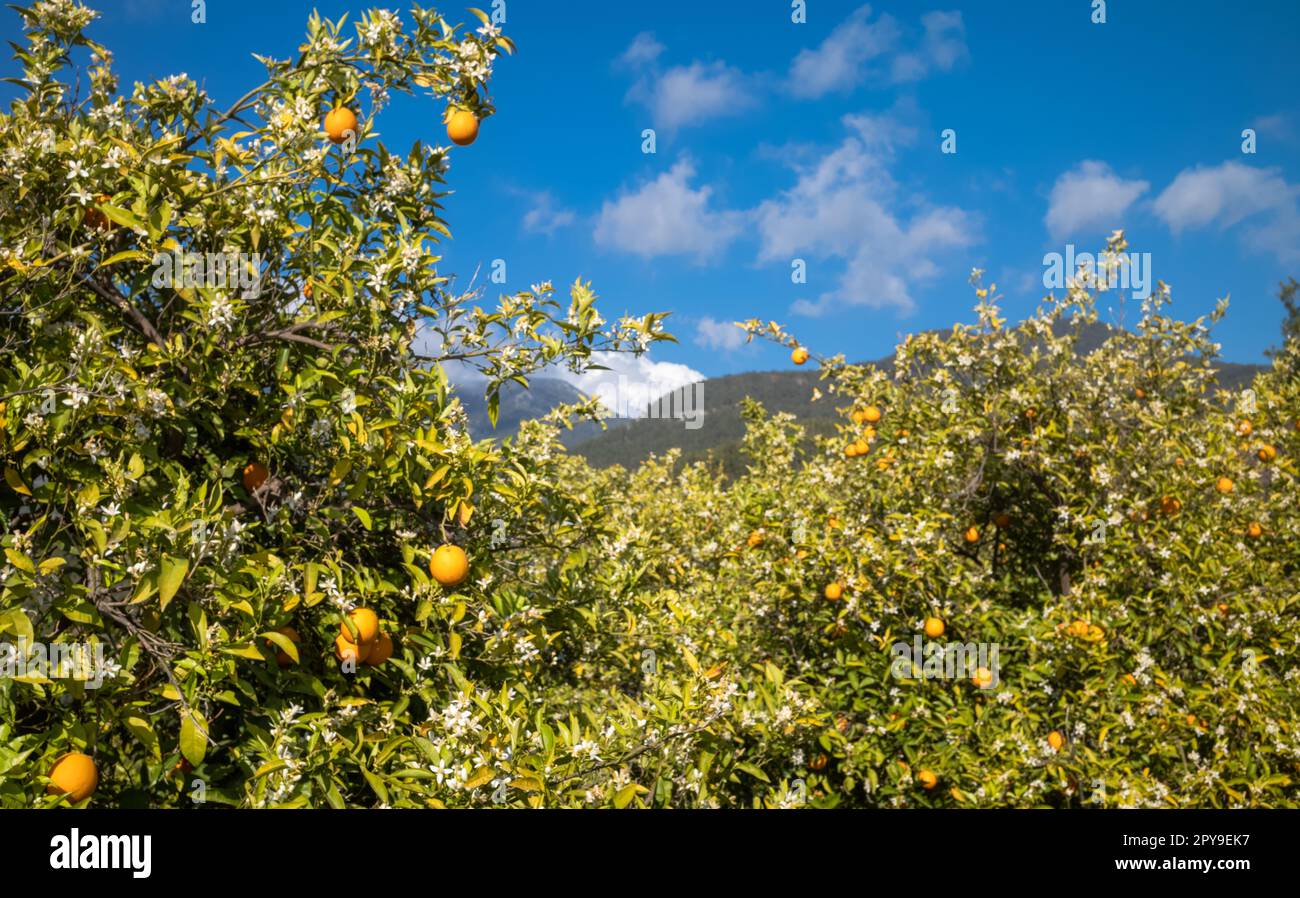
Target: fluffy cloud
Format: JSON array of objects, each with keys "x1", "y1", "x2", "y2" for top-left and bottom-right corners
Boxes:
[
  {"x1": 593, "y1": 160, "x2": 743, "y2": 260},
  {"x1": 1045, "y1": 160, "x2": 1149, "y2": 240},
  {"x1": 787, "y1": 5, "x2": 901, "y2": 97},
  {"x1": 891, "y1": 11, "x2": 969, "y2": 82},
  {"x1": 787, "y1": 6, "x2": 967, "y2": 97},
  {"x1": 520, "y1": 190, "x2": 576, "y2": 236},
  {"x1": 617, "y1": 31, "x2": 664, "y2": 68},
  {"x1": 694, "y1": 317, "x2": 748, "y2": 352},
  {"x1": 1153, "y1": 160, "x2": 1300, "y2": 262},
  {"x1": 755, "y1": 116, "x2": 977, "y2": 315},
  {"x1": 551, "y1": 351, "x2": 704, "y2": 418},
  {"x1": 626, "y1": 60, "x2": 756, "y2": 131}
]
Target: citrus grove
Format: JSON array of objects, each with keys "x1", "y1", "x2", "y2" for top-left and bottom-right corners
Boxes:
[{"x1": 2, "y1": 3, "x2": 1299, "y2": 809}]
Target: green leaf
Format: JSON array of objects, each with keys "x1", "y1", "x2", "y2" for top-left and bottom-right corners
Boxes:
[
  {"x1": 158, "y1": 555, "x2": 189, "y2": 611},
  {"x1": 351, "y1": 506, "x2": 372, "y2": 530},
  {"x1": 179, "y1": 709, "x2": 208, "y2": 767},
  {"x1": 613, "y1": 783, "x2": 645, "y2": 809},
  {"x1": 734, "y1": 762, "x2": 770, "y2": 783}
]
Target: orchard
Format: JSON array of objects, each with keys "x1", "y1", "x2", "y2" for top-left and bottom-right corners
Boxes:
[{"x1": 1, "y1": 2, "x2": 1297, "y2": 809}]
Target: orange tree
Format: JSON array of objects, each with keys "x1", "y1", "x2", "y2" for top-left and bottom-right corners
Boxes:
[{"x1": 0, "y1": 2, "x2": 751, "y2": 808}]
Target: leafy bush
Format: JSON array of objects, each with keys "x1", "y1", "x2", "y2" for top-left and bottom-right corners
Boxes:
[{"x1": 2, "y1": 2, "x2": 1296, "y2": 808}]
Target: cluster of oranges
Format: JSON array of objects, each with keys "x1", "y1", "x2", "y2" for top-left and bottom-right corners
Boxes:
[
  {"x1": 334, "y1": 607, "x2": 393, "y2": 666},
  {"x1": 844, "y1": 405, "x2": 882, "y2": 458}
]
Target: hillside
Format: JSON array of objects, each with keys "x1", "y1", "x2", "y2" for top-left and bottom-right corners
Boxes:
[{"x1": 457, "y1": 322, "x2": 1267, "y2": 476}]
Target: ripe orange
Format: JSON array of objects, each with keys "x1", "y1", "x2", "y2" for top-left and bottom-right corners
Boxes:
[
  {"x1": 324, "y1": 106, "x2": 358, "y2": 144},
  {"x1": 446, "y1": 108, "x2": 480, "y2": 146},
  {"x1": 1236, "y1": 419, "x2": 1253, "y2": 436},
  {"x1": 47, "y1": 752, "x2": 98, "y2": 803},
  {"x1": 269, "y1": 625, "x2": 300, "y2": 666},
  {"x1": 844, "y1": 443, "x2": 858, "y2": 458},
  {"x1": 429, "y1": 544, "x2": 469, "y2": 587},
  {"x1": 1047, "y1": 730, "x2": 1065, "y2": 751},
  {"x1": 364, "y1": 632, "x2": 393, "y2": 666},
  {"x1": 340, "y1": 607, "x2": 380, "y2": 645},
  {"x1": 1159, "y1": 495, "x2": 1181, "y2": 516},
  {"x1": 334, "y1": 633, "x2": 371, "y2": 664},
  {"x1": 1216, "y1": 602, "x2": 1230, "y2": 616},
  {"x1": 1068, "y1": 619, "x2": 1089, "y2": 637},
  {"x1": 971, "y1": 667, "x2": 994, "y2": 688},
  {"x1": 963, "y1": 525, "x2": 980, "y2": 544},
  {"x1": 852, "y1": 438, "x2": 870, "y2": 455},
  {"x1": 242, "y1": 461, "x2": 269, "y2": 492},
  {"x1": 1245, "y1": 521, "x2": 1264, "y2": 539},
  {"x1": 923, "y1": 617, "x2": 944, "y2": 638},
  {"x1": 1257, "y1": 444, "x2": 1277, "y2": 463},
  {"x1": 862, "y1": 405, "x2": 882, "y2": 424},
  {"x1": 1215, "y1": 477, "x2": 1234, "y2": 495},
  {"x1": 747, "y1": 530, "x2": 764, "y2": 548},
  {"x1": 791, "y1": 347, "x2": 809, "y2": 366},
  {"x1": 916, "y1": 769, "x2": 938, "y2": 790},
  {"x1": 823, "y1": 582, "x2": 844, "y2": 601}
]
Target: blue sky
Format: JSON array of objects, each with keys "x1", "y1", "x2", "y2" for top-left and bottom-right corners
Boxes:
[{"x1": 12, "y1": 0, "x2": 1300, "y2": 390}]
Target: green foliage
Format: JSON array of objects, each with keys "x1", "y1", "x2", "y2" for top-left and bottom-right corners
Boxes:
[{"x1": 1, "y1": 5, "x2": 1297, "y2": 810}]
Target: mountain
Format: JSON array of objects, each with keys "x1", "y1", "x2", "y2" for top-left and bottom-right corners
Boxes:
[{"x1": 457, "y1": 322, "x2": 1267, "y2": 475}]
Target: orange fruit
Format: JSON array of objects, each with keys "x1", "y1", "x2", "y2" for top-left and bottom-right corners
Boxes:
[
  {"x1": 1159, "y1": 495, "x2": 1181, "y2": 516},
  {"x1": 1122, "y1": 673, "x2": 1137, "y2": 686},
  {"x1": 1215, "y1": 477, "x2": 1234, "y2": 494},
  {"x1": 916, "y1": 769, "x2": 938, "y2": 790},
  {"x1": 809, "y1": 753, "x2": 828, "y2": 771},
  {"x1": 963, "y1": 525, "x2": 980, "y2": 544},
  {"x1": 242, "y1": 461, "x2": 269, "y2": 492},
  {"x1": 324, "y1": 106, "x2": 358, "y2": 144},
  {"x1": 862, "y1": 405, "x2": 882, "y2": 424},
  {"x1": 790, "y1": 347, "x2": 809, "y2": 365},
  {"x1": 923, "y1": 617, "x2": 944, "y2": 638},
  {"x1": 823, "y1": 581, "x2": 843, "y2": 601},
  {"x1": 340, "y1": 607, "x2": 380, "y2": 645},
  {"x1": 335, "y1": 633, "x2": 371, "y2": 664},
  {"x1": 1245, "y1": 521, "x2": 1264, "y2": 539},
  {"x1": 844, "y1": 444, "x2": 858, "y2": 458},
  {"x1": 746, "y1": 530, "x2": 764, "y2": 548},
  {"x1": 429, "y1": 544, "x2": 469, "y2": 587},
  {"x1": 364, "y1": 632, "x2": 393, "y2": 666},
  {"x1": 446, "y1": 108, "x2": 480, "y2": 146},
  {"x1": 1236, "y1": 419, "x2": 1253, "y2": 436},
  {"x1": 1068, "y1": 619, "x2": 1089, "y2": 638},
  {"x1": 971, "y1": 667, "x2": 994, "y2": 688},
  {"x1": 1047, "y1": 730, "x2": 1065, "y2": 751},
  {"x1": 268, "y1": 625, "x2": 300, "y2": 666},
  {"x1": 1216, "y1": 602, "x2": 1230, "y2": 616},
  {"x1": 852, "y1": 438, "x2": 870, "y2": 455},
  {"x1": 993, "y1": 512, "x2": 1012, "y2": 529},
  {"x1": 47, "y1": 752, "x2": 98, "y2": 803},
  {"x1": 1257, "y1": 444, "x2": 1277, "y2": 463}
]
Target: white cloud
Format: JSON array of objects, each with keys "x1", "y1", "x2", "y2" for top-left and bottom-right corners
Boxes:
[
  {"x1": 594, "y1": 159, "x2": 743, "y2": 260},
  {"x1": 617, "y1": 32, "x2": 665, "y2": 68},
  {"x1": 1153, "y1": 161, "x2": 1292, "y2": 232},
  {"x1": 1045, "y1": 160, "x2": 1149, "y2": 240},
  {"x1": 1153, "y1": 160, "x2": 1300, "y2": 262},
  {"x1": 552, "y1": 351, "x2": 704, "y2": 418},
  {"x1": 891, "y1": 10, "x2": 969, "y2": 82},
  {"x1": 520, "y1": 190, "x2": 576, "y2": 236},
  {"x1": 788, "y1": 5, "x2": 901, "y2": 98},
  {"x1": 755, "y1": 117, "x2": 977, "y2": 315},
  {"x1": 627, "y1": 60, "x2": 756, "y2": 131},
  {"x1": 694, "y1": 317, "x2": 748, "y2": 351}
]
